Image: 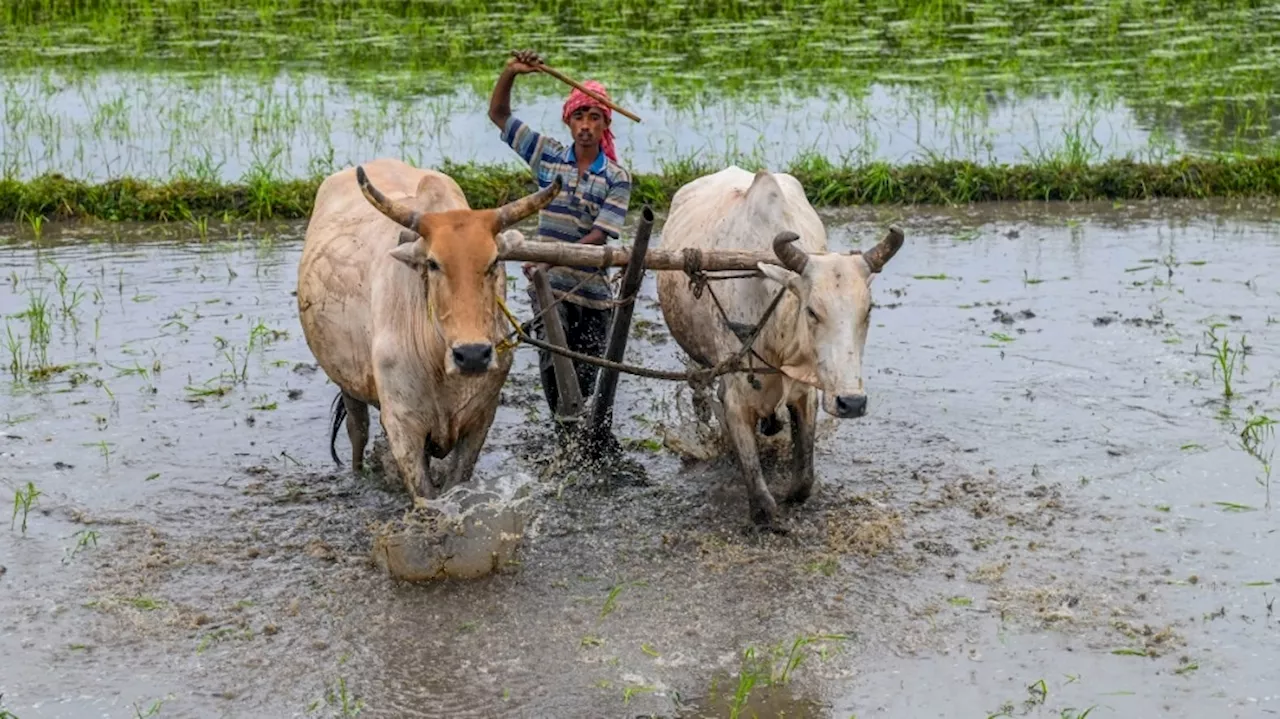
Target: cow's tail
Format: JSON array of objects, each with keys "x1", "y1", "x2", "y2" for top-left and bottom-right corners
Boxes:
[{"x1": 328, "y1": 392, "x2": 347, "y2": 467}]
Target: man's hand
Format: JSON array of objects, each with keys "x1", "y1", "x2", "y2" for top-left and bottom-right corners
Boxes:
[
  {"x1": 507, "y1": 50, "x2": 543, "y2": 75},
  {"x1": 491, "y1": 50, "x2": 540, "y2": 128}
]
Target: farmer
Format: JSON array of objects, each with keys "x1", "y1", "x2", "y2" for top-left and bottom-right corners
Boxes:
[{"x1": 488, "y1": 49, "x2": 632, "y2": 421}]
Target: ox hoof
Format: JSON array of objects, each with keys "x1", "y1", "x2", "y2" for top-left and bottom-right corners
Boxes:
[{"x1": 748, "y1": 496, "x2": 781, "y2": 532}]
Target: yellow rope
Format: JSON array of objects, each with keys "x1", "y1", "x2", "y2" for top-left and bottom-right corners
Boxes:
[{"x1": 494, "y1": 293, "x2": 523, "y2": 354}]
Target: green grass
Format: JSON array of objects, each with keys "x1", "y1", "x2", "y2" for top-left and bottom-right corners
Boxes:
[{"x1": 4, "y1": 153, "x2": 1280, "y2": 224}]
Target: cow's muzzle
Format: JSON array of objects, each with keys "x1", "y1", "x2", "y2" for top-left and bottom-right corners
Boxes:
[
  {"x1": 834, "y1": 394, "x2": 867, "y2": 419},
  {"x1": 451, "y1": 343, "x2": 494, "y2": 374}
]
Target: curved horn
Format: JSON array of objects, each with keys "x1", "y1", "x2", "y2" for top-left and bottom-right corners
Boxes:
[
  {"x1": 494, "y1": 176, "x2": 563, "y2": 231},
  {"x1": 862, "y1": 226, "x2": 905, "y2": 273},
  {"x1": 355, "y1": 165, "x2": 421, "y2": 231},
  {"x1": 772, "y1": 231, "x2": 808, "y2": 274}
]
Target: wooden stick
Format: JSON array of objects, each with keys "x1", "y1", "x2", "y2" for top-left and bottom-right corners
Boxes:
[
  {"x1": 501, "y1": 239, "x2": 767, "y2": 272},
  {"x1": 530, "y1": 268, "x2": 584, "y2": 420},
  {"x1": 588, "y1": 205, "x2": 654, "y2": 440},
  {"x1": 513, "y1": 52, "x2": 642, "y2": 123},
  {"x1": 499, "y1": 227, "x2": 904, "y2": 272}
]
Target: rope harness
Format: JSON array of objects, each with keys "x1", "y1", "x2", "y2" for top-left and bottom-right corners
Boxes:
[{"x1": 493, "y1": 247, "x2": 787, "y2": 388}]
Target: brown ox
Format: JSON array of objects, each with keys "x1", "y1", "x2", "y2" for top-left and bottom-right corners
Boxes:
[{"x1": 297, "y1": 157, "x2": 560, "y2": 501}]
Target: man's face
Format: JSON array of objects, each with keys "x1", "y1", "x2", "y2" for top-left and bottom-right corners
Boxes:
[{"x1": 568, "y1": 107, "x2": 607, "y2": 149}]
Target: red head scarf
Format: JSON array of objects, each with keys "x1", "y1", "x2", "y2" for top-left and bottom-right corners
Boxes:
[{"x1": 561, "y1": 80, "x2": 617, "y2": 163}]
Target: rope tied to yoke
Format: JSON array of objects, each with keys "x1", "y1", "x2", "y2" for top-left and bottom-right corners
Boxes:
[{"x1": 493, "y1": 245, "x2": 784, "y2": 387}]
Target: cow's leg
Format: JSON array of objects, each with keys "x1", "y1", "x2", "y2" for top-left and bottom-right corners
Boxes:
[
  {"x1": 783, "y1": 391, "x2": 817, "y2": 505},
  {"x1": 691, "y1": 381, "x2": 713, "y2": 423},
  {"x1": 722, "y1": 392, "x2": 778, "y2": 528},
  {"x1": 380, "y1": 404, "x2": 432, "y2": 500},
  {"x1": 441, "y1": 396, "x2": 500, "y2": 494},
  {"x1": 342, "y1": 394, "x2": 370, "y2": 474}
]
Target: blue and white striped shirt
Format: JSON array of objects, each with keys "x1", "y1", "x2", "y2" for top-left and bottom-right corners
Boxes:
[{"x1": 501, "y1": 115, "x2": 632, "y2": 303}]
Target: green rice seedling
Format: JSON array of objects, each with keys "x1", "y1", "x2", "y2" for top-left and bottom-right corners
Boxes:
[
  {"x1": 1239, "y1": 414, "x2": 1276, "y2": 509},
  {"x1": 600, "y1": 583, "x2": 625, "y2": 618},
  {"x1": 65, "y1": 528, "x2": 100, "y2": 561},
  {"x1": 1204, "y1": 327, "x2": 1243, "y2": 401},
  {"x1": 315, "y1": 676, "x2": 364, "y2": 717},
  {"x1": 214, "y1": 335, "x2": 250, "y2": 384},
  {"x1": 774, "y1": 633, "x2": 848, "y2": 684},
  {"x1": 714, "y1": 632, "x2": 848, "y2": 718},
  {"x1": 0, "y1": 693, "x2": 19, "y2": 719},
  {"x1": 83, "y1": 440, "x2": 112, "y2": 468},
  {"x1": 26, "y1": 212, "x2": 44, "y2": 240},
  {"x1": 727, "y1": 647, "x2": 762, "y2": 719},
  {"x1": 621, "y1": 684, "x2": 655, "y2": 705},
  {"x1": 3, "y1": 322, "x2": 25, "y2": 380},
  {"x1": 16, "y1": 290, "x2": 52, "y2": 374},
  {"x1": 11, "y1": 480, "x2": 42, "y2": 534},
  {"x1": 133, "y1": 698, "x2": 164, "y2": 718}
]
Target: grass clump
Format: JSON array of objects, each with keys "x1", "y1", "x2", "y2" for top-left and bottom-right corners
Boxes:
[{"x1": 5, "y1": 154, "x2": 1280, "y2": 224}]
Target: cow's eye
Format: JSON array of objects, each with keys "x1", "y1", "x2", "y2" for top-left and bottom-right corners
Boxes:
[
  {"x1": 426, "y1": 259, "x2": 441, "y2": 272},
  {"x1": 806, "y1": 307, "x2": 820, "y2": 323},
  {"x1": 486, "y1": 261, "x2": 499, "y2": 276}
]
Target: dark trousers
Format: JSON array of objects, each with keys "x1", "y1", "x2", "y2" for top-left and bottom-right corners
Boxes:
[{"x1": 528, "y1": 287, "x2": 613, "y2": 417}]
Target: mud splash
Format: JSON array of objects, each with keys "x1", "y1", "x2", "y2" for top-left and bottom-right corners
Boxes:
[{"x1": 1, "y1": 199, "x2": 1278, "y2": 718}]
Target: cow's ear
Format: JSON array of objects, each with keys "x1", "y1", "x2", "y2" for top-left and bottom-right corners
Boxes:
[
  {"x1": 390, "y1": 238, "x2": 429, "y2": 269},
  {"x1": 758, "y1": 262, "x2": 809, "y2": 300}
]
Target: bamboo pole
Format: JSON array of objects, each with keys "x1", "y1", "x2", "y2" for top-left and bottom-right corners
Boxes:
[
  {"x1": 530, "y1": 269, "x2": 583, "y2": 421},
  {"x1": 499, "y1": 239, "x2": 774, "y2": 272},
  {"x1": 498, "y1": 227, "x2": 904, "y2": 272},
  {"x1": 587, "y1": 205, "x2": 654, "y2": 445}
]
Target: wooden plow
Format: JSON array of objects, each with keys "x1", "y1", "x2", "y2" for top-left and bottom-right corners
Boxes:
[{"x1": 496, "y1": 203, "x2": 904, "y2": 456}]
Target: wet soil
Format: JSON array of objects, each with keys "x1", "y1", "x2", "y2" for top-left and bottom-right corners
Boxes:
[{"x1": 1, "y1": 199, "x2": 1278, "y2": 718}]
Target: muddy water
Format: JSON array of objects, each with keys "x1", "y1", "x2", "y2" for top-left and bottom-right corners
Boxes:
[{"x1": 1, "y1": 200, "x2": 1278, "y2": 718}]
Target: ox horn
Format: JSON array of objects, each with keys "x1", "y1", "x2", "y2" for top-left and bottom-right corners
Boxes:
[
  {"x1": 493, "y1": 176, "x2": 563, "y2": 231},
  {"x1": 861, "y1": 226, "x2": 905, "y2": 273},
  {"x1": 355, "y1": 165, "x2": 422, "y2": 232},
  {"x1": 772, "y1": 231, "x2": 808, "y2": 274}
]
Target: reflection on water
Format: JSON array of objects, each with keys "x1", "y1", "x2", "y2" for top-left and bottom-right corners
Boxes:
[{"x1": 2, "y1": 73, "x2": 1158, "y2": 181}]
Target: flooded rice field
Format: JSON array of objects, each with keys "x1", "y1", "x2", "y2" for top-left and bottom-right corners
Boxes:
[
  {"x1": 5, "y1": 0, "x2": 1280, "y2": 180},
  {"x1": 1, "y1": 199, "x2": 1277, "y2": 718}
]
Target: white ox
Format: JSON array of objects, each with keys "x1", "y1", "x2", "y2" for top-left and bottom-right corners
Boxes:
[
  {"x1": 656, "y1": 166, "x2": 903, "y2": 529},
  {"x1": 297, "y1": 157, "x2": 560, "y2": 501}
]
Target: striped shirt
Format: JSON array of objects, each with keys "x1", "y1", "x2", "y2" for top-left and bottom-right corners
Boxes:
[{"x1": 501, "y1": 115, "x2": 632, "y2": 305}]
